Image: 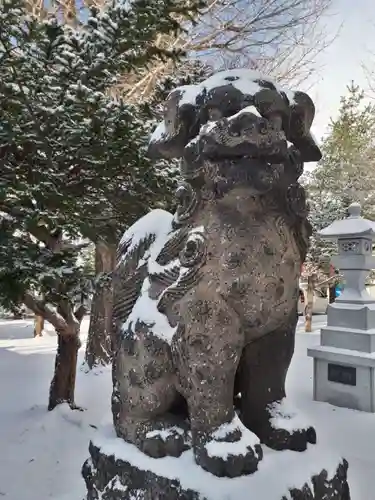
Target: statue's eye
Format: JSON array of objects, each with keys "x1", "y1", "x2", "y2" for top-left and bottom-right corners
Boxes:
[
  {"x1": 208, "y1": 108, "x2": 222, "y2": 121},
  {"x1": 229, "y1": 124, "x2": 241, "y2": 136},
  {"x1": 232, "y1": 131, "x2": 241, "y2": 137},
  {"x1": 258, "y1": 120, "x2": 268, "y2": 134}
]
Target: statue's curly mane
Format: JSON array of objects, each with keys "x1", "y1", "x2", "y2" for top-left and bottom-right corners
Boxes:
[{"x1": 114, "y1": 70, "x2": 321, "y2": 348}]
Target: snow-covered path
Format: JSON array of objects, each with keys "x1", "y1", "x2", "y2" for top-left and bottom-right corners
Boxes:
[
  {"x1": 0, "y1": 316, "x2": 372, "y2": 499},
  {"x1": 0, "y1": 318, "x2": 112, "y2": 500},
  {"x1": 292, "y1": 318, "x2": 373, "y2": 500}
]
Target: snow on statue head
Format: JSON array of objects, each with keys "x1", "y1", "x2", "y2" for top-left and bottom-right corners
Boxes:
[
  {"x1": 111, "y1": 70, "x2": 321, "y2": 479},
  {"x1": 149, "y1": 69, "x2": 321, "y2": 189}
]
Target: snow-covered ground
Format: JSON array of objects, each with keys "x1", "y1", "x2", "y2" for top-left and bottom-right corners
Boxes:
[{"x1": 0, "y1": 316, "x2": 372, "y2": 499}]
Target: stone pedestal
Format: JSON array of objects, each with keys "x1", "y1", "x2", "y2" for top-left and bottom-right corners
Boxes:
[
  {"x1": 82, "y1": 427, "x2": 350, "y2": 500},
  {"x1": 308, "y1": 203, "x2": 375, "y2": 412}
]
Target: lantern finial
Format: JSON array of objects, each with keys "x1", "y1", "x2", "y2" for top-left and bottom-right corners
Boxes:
[{"x1": 348, "y1": 202, "x2": 361, "y2": 218}]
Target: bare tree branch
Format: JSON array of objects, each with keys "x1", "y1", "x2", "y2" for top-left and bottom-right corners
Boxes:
[
  {"x1": 25, "y1": 0, "x2": 337, "y2": 99},
  {"x1": 117, "y1": 0, "x2": 337, "y2": 100},
  {"x1": 315, "y1": 274, "x2": 342, "y2": 289},
  {"x1": 24, "y1": 0, "x2": 101, "y2": 23}
]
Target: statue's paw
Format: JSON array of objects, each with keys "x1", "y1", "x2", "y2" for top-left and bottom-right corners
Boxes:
[
  {"x1": 141, "y1": 424, "x2": 191, "y2": 459},
  {"x1": 195, "y1": 414, "x2": 263, "y2": 478},
  {"x1": 264, "y1": 398, "x2": 317, "y2": 452}
]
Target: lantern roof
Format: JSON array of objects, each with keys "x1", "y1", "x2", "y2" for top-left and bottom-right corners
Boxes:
[{"x1": 319, "y1": 203, "x2": 375, "y2": 240}]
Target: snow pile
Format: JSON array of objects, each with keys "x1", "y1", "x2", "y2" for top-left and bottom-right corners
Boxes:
[
  {"x1": 198, "y1": 70, "x2": 296, "y2": 105},
  {"x1": 150, "y1": 69, "x2": 296, "y2": 146},
  {"x1": 198, "y1": 105, "x2": 263, "y2": 139},
  {"x1": 122, "y1": 276, "x2": 178, "y2": 343},
  {"x1": 0, "y1": 317, "x2": 112, "y2": 500},
  {"x1": 118, "y1": 211, "x2": 207, "y2": 344},
  {"x1": 0, "y1": 316, "x2": 374, "y2": 499},
  {"x1": 118, "y1": 208, "x2": 174, "y2": 272},
  {"x1": 94, "y1": 424, "x2": 341, "y2": 500},
  {"x1": 205, "y1": 414, "x2": 260, "y2": 460},
  {"x1": 118, "y1": 209, "x2": 180, "y2": 343},
  {"x1": 146, "y1": 426, "x2": 186, "y2": 441},
  {"x1": 268, "y1": 398, "x2": 312, "y2": 432}
]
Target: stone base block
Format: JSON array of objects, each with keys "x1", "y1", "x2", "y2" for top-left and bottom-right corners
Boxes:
[
  {"x1": 308, "y1": 345, "x2": 375, "y2": 412},
  {"x1": 82, "y1": 427, "x2": 350, "y2": 500}
]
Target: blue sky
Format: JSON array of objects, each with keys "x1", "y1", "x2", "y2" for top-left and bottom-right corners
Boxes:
[{"x1": 307, "y1": 0, "x2": 375, "y2": 142}]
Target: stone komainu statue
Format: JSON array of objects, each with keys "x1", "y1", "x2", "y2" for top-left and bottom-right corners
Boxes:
[{"x1": 112, "y1": 70, "x2": 322, "y2": 478}]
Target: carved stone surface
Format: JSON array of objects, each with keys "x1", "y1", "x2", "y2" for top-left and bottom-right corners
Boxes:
[
  {"x1": 104, "y1": 69, "x2": 346, "y2": 488},
  {"x1": 82, "y1": 436, "x2": 350, "y2": 500}
]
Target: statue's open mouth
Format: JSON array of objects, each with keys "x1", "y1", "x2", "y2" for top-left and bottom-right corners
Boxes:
[
  {"x1": 180, "y1": 110, "x2": 292, "y2": 172},
  {"x1": 195, "y1": 134, "x2": 290, "y2": 165}
]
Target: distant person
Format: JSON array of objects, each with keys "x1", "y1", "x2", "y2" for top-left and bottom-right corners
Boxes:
[{"x1": 335, "y1": 283, "x2": 343, "y2": 298}]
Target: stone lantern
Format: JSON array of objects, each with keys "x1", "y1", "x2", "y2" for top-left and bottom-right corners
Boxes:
[{"x1": 307, "y1": 202, "x2": 375, "y2": 412}]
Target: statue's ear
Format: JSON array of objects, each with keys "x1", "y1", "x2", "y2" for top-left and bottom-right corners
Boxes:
[
  {"x1": 147, "y1": 90, "x2": 201, "y2": 161},
  {"x1": 147, "y1": 127, "x2": 187, "y2": 160},
  {"x1": 285, "y1": 90, "x2": 321, "y2": 163},
  {"x1": 289, "y1": 91, "x2": 315, "y2": 133},
  {"x1": 293, "y1": 132, "x2": 322, "y2": 163},
  {"x1": 253, "y1": 88, "x2": 290, "y2": 123}
]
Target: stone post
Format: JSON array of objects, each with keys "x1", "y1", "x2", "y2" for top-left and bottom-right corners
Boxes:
[{"x1": 308, "y1": 202, "x2": 375, "y2": 412}]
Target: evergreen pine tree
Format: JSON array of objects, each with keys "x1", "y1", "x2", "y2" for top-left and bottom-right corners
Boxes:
[
  {"x1": 84, "y1": 57, "x2": 213, "y2": 369},
  {"x1": 0, "y1": 0, "x2": 203, "y2": 410},
  {"x1": 305, "y1": 83, "x2": 375, "y2": 275}
]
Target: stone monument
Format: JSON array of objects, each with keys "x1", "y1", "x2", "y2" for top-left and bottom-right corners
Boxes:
[
  {"x1": 82, "y1": 70, "x2": 350, "y2": 499},
  {"x1": 308, "y1": 203, "x2": 375, "y2": 412}
]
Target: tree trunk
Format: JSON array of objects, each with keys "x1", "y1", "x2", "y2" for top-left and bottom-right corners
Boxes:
[
  {"x1": 33, "y1": 315, "x2": 44, "y2": 337},
  {"x1": 85, "y1": 242, "x2": 116, "y2": 369},
  {"x1": 22, "y1": 292, "x2": 81, "y2": 410},
  {"x1": 48, "y1": 333, "x2": 80, "y2": 411},
  {"x1": 305, "y1": 274, "x2": 316, "y2": 333}
]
